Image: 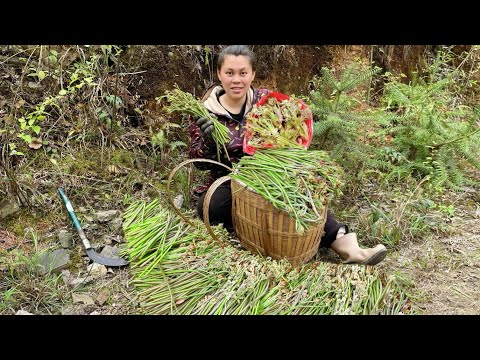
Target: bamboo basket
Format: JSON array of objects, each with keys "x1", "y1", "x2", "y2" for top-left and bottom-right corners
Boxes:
[
  {"x1": 231, "y1": 179, "x2": 326, "y2": 267},
  {"x1": 204, "y1": 176, "x2": 327, "y2": 267}
]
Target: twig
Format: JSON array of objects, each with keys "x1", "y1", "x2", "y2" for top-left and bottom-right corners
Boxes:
[{"x1": 118, "y1": 70, "x2": 147, "y2": 76}]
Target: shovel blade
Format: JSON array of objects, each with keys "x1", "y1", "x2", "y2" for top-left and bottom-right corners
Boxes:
[{"x1": 86, "y1": 248, "x2": 128, "y2": 267}]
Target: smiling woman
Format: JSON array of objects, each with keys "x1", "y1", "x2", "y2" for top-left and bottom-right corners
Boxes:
[{"x1": 188, "y1": 45, "x2": 387, "y2": 266}]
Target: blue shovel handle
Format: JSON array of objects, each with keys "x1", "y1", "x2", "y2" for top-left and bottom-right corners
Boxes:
[{"x1": 57, "y1": 188, "x2": 91, "y2": 250}]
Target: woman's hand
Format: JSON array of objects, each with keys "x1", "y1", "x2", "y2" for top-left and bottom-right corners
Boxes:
[{"x1": 196, "y1": 116, "x2": 215, "y2": 139}]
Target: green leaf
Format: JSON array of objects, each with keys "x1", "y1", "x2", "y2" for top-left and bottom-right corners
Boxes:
[
  {"x1": 59, "y1": 89, "x2": 67, "y2": 96},
  {"x1": 31, "y1": 125, "x2": 41, "y2": 135},
  {"x1": 38, "y1": 71, "x2": 46, "y2": 81},
  {"x1": 19, "y1": 134, "x2": 32, "y2": 143},
  {"x1": 50, "y1": 158, "x2": 58, "y2": 166},
  {"x1": 105, "y1": 95, "x2": 124, "y2": 108}
]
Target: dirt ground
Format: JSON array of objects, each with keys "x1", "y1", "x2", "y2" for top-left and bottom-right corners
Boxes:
[
  {"x1": 57, "y1": 196, "x2": 480, "y2": 315},
  {"x1": 381, "y1": 195, "x2": 480, "y2": 314}
]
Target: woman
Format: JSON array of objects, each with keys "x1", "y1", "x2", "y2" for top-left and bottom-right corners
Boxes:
[{"x1": 188, "y1": 45, "x2": 387, "y2": 265}]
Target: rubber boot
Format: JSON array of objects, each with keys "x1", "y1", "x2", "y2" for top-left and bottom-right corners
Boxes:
[{"x1": 330, "y1": 233, "x2": 387, "y2": 266}]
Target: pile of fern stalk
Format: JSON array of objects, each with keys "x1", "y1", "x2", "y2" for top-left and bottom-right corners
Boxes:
[
  {"x1": 123, "y1": 199, "x2": 412, "y2": 315},
  {"x1": 230, "y1": 148, "x2": 344, "y2": 233},
  {"x1": 246, "y1": 96, "x2": 310, "y2": 149},
  {"x1": 122, "y1": 199, "x2": 194, "y2": 277},
  {"x1": 157, "y1": 85, "x2": 230, "y2": 161}
]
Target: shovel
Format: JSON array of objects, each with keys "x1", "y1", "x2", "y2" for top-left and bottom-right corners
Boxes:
[{"x1": 57, "y1": 188, "x2": 128, "y2": 267}]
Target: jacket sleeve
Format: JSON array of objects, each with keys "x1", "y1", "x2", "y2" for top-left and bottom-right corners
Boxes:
[{"x1": 188, "y1": 115, "x2": 223, "y2": 171}]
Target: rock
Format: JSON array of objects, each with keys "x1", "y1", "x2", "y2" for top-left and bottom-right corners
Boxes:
[
  {"x1": 62, "y1": 307, "x2": 76, "y2": 315},
  {"x1": 58, "y1": 229, "x2": 73, "y2": 248},
  {"x1": 15, "y1": 310, "x2": 33, "y2": 315},
  {"x1": 83, "y1": 222, "x2": 98, "y2": 230},
  {"x1": 109, "y1": 217, "x2": 123, "y2": 234},
  {"x1": 100, "y1": 245, "x2": 121, "y2": 259},
  {"x1": 37, "y1": 249, "x2": 70, "y2": 274},
  {"x1": 68, "y1": 276, "x2": 94, "y2": 289},
  {"x1": 101, "y1": 234, "x2": 113, "y2": 245},
  {"x1": 96, "y1": 289, "x2": 110, "y2": 306},
  {"x1": 0, "y1": 197, "x2": 20, "y2": 221},
  {"x1": 87, "y1": 263, "x2": 107, "y2": 278},
  {"x1": 61, "y1": 269, "x2": 71, "y2": 285},
  {"x1": 94, "y1": 210, "x2": 118, "y2": 223},
  {"x1": 61, "y1": 270, "x2": 95, "y2": 289},
  {"x1": 72, "y1": 293, "x2": 95, "y2": 305}
]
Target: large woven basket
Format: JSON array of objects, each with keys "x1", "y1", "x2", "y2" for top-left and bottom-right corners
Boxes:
[{"x1": 229, "y1": 179, "x2": 327, "y2": 267}]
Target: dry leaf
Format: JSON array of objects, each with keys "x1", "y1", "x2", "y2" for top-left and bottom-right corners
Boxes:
[
  {"x1": 4, "y1": 114, "x2": 14, "y2": 124},
  {"x1": 15, "y1": 99, "x2": 25, "y2": 109},
  {"x1": 96, "y1": 289, "x2": 110, "y2": 306}
]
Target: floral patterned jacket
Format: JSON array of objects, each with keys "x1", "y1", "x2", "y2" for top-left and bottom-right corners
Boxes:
[{"x1": 188, "y1": 85, "x2": 271, "y2": 193}]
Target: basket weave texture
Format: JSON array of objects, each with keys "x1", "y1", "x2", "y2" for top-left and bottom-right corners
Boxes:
[{"x1": 231, "y1": 179, "x2": 327, "y2": 267}]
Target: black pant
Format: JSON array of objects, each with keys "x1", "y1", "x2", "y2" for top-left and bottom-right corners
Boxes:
[
  {"x1": 196, "y1": 184, "x2": 346, "y2": 248},
  {"x1": 196, "y1": 184, "x2": 234, "y2": 231}
]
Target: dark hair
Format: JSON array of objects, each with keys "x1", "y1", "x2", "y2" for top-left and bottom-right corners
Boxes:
[{"x1": 217, "y1": 45, "x2": 256, "y2": 72}]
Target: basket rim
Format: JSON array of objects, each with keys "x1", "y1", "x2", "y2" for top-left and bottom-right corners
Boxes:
[
  {"x1": 231, "y1": 176, "x2": 260, "y2": 195},
  {"x1": 231, "y1": 178, "x2": 328, "y2": 219}
]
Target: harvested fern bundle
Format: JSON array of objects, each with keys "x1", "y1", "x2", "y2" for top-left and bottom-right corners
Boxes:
[
  {"x1": 230, "y1": 148, "x2": 344, "y2": 233},
  {"x1": 122, "y1": 199, "x2": 193, "y2": 277},
  {"x1": 157, "y1": 85, "x2": 231, "y2": 161},
  {"x1": 244, "y1": 93, "x2": 312, "y2": 155},
  {"x1": 123, "y1": 200, "x2": 411, "y2": 315}
]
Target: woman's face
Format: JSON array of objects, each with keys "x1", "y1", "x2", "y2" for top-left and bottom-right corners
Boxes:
[{"x1": 217, "y1": 54, "x2": 255, "y2": 102}]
